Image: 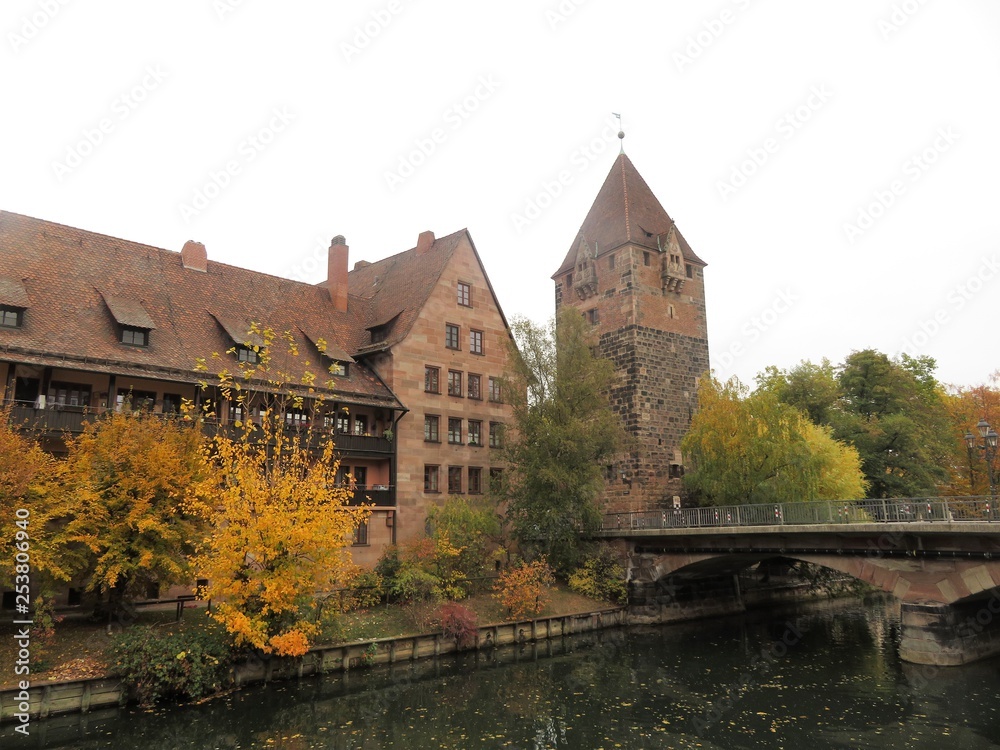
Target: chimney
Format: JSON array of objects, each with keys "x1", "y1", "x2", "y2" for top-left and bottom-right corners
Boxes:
[
  {"x1": 181, "y1": 240, "x2": 207, "y2": 272},
  {"x1": 416, "y1": 230, "x2": 435, "y2": 256},
  {"x1": 327, "y1": 235, "x2": 349, "y2": 312}
]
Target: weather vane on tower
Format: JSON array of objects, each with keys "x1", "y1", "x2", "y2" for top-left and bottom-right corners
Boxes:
[{"x1": 613, "y1": 112, "x2": 625, "y2": 152}]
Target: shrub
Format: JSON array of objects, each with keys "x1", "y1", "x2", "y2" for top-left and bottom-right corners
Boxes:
[
  {"x1": 112, "y1": 620, "x2": 233, "y2": 705},
  {"x1": 438, "y1": 602, "x2": 478, "y2": 648},
  {"x1": 341, "y1": 569, "x2": 384, "y2": 611},
  {"x1": 494, "y1": 559, "x2": 554, "y2": 620},
  {"x1": 568, "y1": 546, "x2": 628, "y2": 604}
]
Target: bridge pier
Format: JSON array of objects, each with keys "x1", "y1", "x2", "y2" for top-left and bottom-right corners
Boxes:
[{"x1": 900, "y1": 595, "x2": 1000, "y2": 666}]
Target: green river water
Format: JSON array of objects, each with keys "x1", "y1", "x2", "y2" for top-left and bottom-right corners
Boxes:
[{"x1": 12, "y1": 596, "x2": 1000, "y2": 749}]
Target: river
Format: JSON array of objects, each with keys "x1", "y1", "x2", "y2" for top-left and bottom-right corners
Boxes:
[{"x1": 15, "y1": 595, "x2": 1000, "y2": 749}]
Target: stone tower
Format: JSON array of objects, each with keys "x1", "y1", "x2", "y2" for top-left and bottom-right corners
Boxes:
[{"x1": 552, "y1": 153, "x2": 709, "y2": 511}]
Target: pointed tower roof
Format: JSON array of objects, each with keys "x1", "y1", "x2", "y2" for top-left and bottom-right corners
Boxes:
[{"x1": 552, "y1": 153, "x2": 705, "y2": 278}]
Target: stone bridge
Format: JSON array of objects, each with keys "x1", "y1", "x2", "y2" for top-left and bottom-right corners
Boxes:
[{"x1": 595, "y1": 497, "x2": 1000, "y2": 666}]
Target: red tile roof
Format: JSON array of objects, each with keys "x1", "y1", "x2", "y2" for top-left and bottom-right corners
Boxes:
[
  {"x1": 553, "y1": 153, "x2": 706, "y2": 277},
  {"x1": 0, "y1": 211, "x2": 402, "y2": 409}
]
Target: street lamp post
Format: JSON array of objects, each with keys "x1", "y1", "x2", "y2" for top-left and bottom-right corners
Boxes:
[{"x1": 965, "y1": 419, "x2": 999, "y2": 497}]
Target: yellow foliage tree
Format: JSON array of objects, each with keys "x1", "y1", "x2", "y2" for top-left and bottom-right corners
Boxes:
[
  {"x1": 61, "y1": 406, "x2": 207, "y2": 614},
  {"x1": 192, "y1": 325, "x2": 369, "y2": 657}
]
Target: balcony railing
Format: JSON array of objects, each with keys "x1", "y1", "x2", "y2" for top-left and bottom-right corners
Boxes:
[
  {"x1": 348, "y1": 486, "x2": 396, "y2": 507},
  {"x1": 6, "y1": 404, "x2": 393, "y2": 456}
]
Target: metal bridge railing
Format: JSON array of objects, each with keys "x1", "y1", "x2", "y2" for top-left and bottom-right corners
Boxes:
[{"x1": 601, "y1": 496, "x2": 1000, "y2": 532}]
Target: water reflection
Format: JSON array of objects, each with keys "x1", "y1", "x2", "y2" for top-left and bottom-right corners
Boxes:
[{"x1": 14, "y1": 596, "x2": 1000, "y2": 749}]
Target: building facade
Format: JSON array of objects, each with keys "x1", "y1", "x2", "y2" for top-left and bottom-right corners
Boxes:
[
  {"x1": 0, "y1": 211, "x2": 512, "y2": 577},
  {"x1": 552, "y1": 153, "x2": 710, "y2": 511}
]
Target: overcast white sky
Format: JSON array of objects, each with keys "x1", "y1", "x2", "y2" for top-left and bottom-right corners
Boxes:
[{"x1": 2, "y1": 1, "x2": 998, "y2": 390}]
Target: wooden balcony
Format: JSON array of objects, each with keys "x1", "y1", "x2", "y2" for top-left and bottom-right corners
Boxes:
[{"x1": 348, "y1": 486, "x2": 396, "y2": 507}]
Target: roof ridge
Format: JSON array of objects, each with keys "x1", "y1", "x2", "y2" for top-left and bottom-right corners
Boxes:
[{"x1": 620, "y1": 154, "x2": 631, "y2": 243}]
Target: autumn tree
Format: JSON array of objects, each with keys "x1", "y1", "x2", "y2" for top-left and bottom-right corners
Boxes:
[
  {"x1": 944, "y1": 372, "x2": 1000, "y2": 495},
  {"x1": 500, "y1": 309, "x2": 625, "y2": 574},
  {"x1": 493, "y1": 558, "x2": 554, "y2": 620},
  {"x1": 682, "y1": 377, "x2": 867, "y2": 505},
  {"x1": 192, "y1": 325, "x2": 369, "y2": 657},
  {"x1": 60, "y1": 406, "x2": 207, "y2": 616},
  {"x1": 427, "y1": 495, "x2": 504, "y2": 579},
  {"x1": 0, "y1": 407, "x2": 80, "y2": 594}
]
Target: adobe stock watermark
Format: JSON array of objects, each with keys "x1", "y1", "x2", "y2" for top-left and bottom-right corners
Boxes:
[
  {"x1": 287, "y1": 235, "x2": 332, "y2": 284},
  {"x1": 341, "y1": 0, "x2": 410, "y2": 64},
  {"x1": 509, "y1": 114, "x2": 621, "y2": 233},
  {"x1": 896, "y1": 253, "x2": 998, "y2": 358},
  {"x1": 177, "y1": 106, "x2": 295, "y2": 222},
  {"x1": 383, "y1": 75, "x2": 500, "y2": 192},
  {"x1": 842, "y1": 127, "x2": 959, "y2": 245},
  {"x1": 214, "y1": 0, "x2": 250, "y2": 21},
  {"x1": 716, "y1": 85, "x2": 833, "y2": 201},
  {"x1": 51, "y1": 65, "x2": 168, "y2": 183},
  {"x1": 714, "y1": 288, "x2": 798, "y2": 376},
  {"x1": 545, "y1": 0, "x2": 590, "y2": 30},
  {"x1": 692, "y1": 621, "x2": 803, "y2": 735},
  {"x1": 7, "y1": 0, "x2": 71, "y2": 54},
  {"x1": 878, "y1": 0, "x2": 931, "y2": 40},
  {"x1": 672, "y1": 0, "x2": 755, "y2": 72}
]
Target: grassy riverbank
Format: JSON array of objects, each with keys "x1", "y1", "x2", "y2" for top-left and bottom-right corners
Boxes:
[{"x1": 0, "y1": 585, "x2": 610, "y2": 690}]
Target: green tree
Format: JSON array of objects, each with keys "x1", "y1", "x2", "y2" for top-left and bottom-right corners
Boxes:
[
  {"x1": 500, "y1": 309, "x2": 625, "y2": 574},
  {"x1": 427, "y1": 495, "x2": 504, "y2": 579},
  {"x1": 682, "y1": 377, "x2": 866, "y2": 505},
  {"x1": 62, "y1": 407, "x2": 207, "y2": 616},
  {"x1": 834, "y1": 351, "x2": 951, "y2": 497}
]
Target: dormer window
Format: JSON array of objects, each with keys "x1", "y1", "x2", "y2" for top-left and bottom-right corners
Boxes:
[
  {"x1": 0, "y1": 305, "x2": 23, "y2": 328},
  {"x1": 120, "y1": 326, "x2": 149, "y2": 347},
  {"x1": 330, "y1": 360, "x2": 348, "y2": 377},
  {"x1": 236, "y1": 345, "x2": 259, "y2": 364}
]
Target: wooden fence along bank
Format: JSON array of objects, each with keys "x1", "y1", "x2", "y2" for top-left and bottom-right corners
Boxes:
[{"x1": 0, "y1": 607, "x2": 625, "y2": 724}]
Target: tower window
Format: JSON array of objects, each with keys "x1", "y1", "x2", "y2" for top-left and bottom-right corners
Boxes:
[
  {"x1": 608, "y1": 254, "x2": 615, "y2": 269},
  {"x1": 643, "y1": 252, "x2": 650, "y2": 267},
  {"x1": 686, "y1": 264, "x2": 693, "y2": 278},
  {"x1": 587, "y1": 308, "x2": 600, "y2": 325}
]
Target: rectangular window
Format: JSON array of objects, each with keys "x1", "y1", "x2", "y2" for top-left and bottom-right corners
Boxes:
[
  {"x1": 566, "y1": 273, "x2": 573, "y2": 288},
  {"x1": 489, "y1": 422, "x2": 503, "y2": 448},
  {"x1": 121, "y1": 327, "x2": 148, "y2": 347},
  {"x1": 424, "y1": 415, "x2": 440, "y2": 442},
  {"x1": 587, "y1": 308, "x2": 599, "y2": 325},
  {"x1": 686, "y1": 263, "x2": 693, "y2": 279},
  {"x1": 448, "y1": 370, "x2": 463, "y2": 397},
  {"x1": 468, "y1": 467, "x2": 482, "y2": 495},
  {"x1": 488, "y1": 377, "x2": 502, "y2": 403},
  {"x1": 448, "y1": 466, "x2": 462, "y2": 494},
  {"x1": 468, "y1": 374, "x2": 482, "y2": 400},
  {"x1": 448, "y1": 417, "x2": 462, "y2": 445},
  {"x1": 285, "y1": 407, "x2": 308, "y2": 427},
  {"x1": 353, "y1": 415, "x2": 368, "y2": 436},
  {"x1": 49, "y1": 382, "x2": 92, "y2": 409},
  {"x1": 424, "y1": 465, "x2": 440, "y2": 493},
  {"x1": 116, "y1": 389, "x2": 156, "y2": 412},
  {"x1": 236, "y1": 345, "x2": 258, "y2": 363},
  {"x1": 162, "y1": 393, "x2": 182, "y2": 414},
  {"x1": 425, "y1": 366, "x2": 440, "y2": 394},
  {"x1": 353, "y1": 466, "x2": 367, "y2": 488},
  {"x1": 330, "y1": 361, "x2": 348, "y2": 377},
  {"x1": 608, "y1": 254, "x2": 615, "y2": 269},
  {"x1": 468, "y1": 420, "x2": 482, "y2": 446},
  {"x1": 353, "y1": 520, "x2": 369, "y2": 546},
  {"x1": 457, "y1": 281, "x2": 472, "y2": 307},
  {"x1": 445, "y1": 323, "x2": 460, "y2": 350},
  {"x1": 470, "y1": 329, "x2": 484, "y2": 355},
  {"x1": 0, "y1": 306, "x2": 23, "y2": 328},
  {"x1": 336, "y1": 413, "x2": 350, "y2": 433},
  {"x1": 643, "y1": 251, "x2": 650, "y2": 267}
]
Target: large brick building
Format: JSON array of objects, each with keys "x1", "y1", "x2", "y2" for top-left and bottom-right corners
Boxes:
[
  {"x1": 0, "y1": 211, "x2": 512, "y2": 570},
  {"x1": 552, "y1": 153, "x2": 710, "y2": 511}
]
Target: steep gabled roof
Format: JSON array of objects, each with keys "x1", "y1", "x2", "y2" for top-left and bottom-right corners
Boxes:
[
  {"x1": 346, "y1": 229, "x2": 512, "y2": 355},
  {"x1": 552, "y1": 153, "x2": 706, "y2": 278},
  {"x1": 0, "y1": 211, "x2": 401, "y2": 409}
]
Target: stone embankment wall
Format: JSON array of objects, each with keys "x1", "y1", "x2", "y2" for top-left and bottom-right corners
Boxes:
[{"x1": 0, "y1": 607, "x2": 625, "y2": 725}]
